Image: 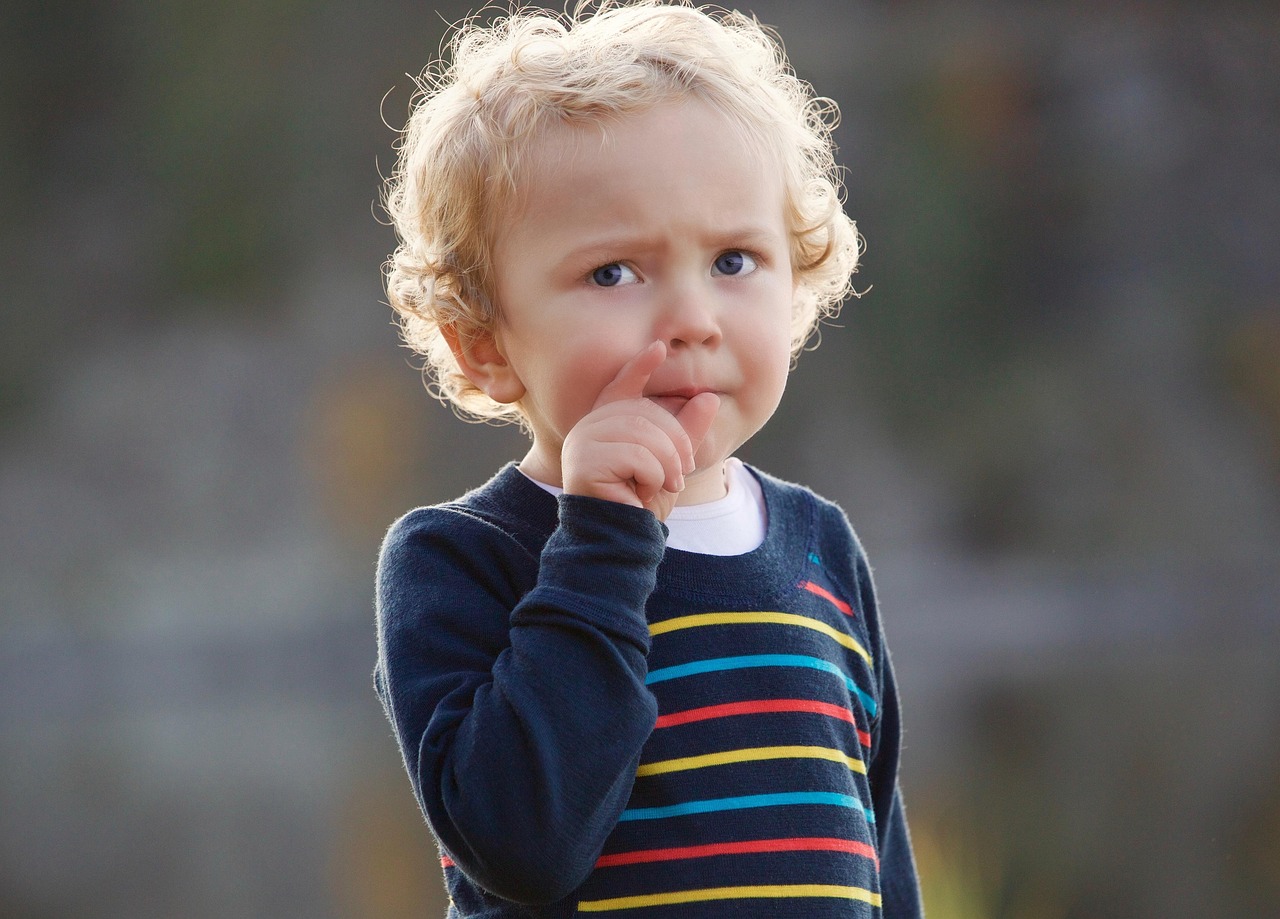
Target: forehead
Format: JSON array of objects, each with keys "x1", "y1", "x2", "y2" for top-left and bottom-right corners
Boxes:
[{"x1": 502, "y1": 99, "x2": 786, "y2": 241}]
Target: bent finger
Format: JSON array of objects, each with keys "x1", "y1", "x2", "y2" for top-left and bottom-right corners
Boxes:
[
  {"x1": 592, "y1": 341, "x2": 666, "y2": 410},
  {"x1": 588, "y1": 410, "x2": 690, "y2": 495},
  {"x1": 675, "y1": 392, "x2": 721, "y2": 467}
]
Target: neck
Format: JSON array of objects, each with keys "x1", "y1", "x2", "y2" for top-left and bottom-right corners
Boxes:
[{"x1": 674, "y1": 460, "x2": 728, "y2": 505}]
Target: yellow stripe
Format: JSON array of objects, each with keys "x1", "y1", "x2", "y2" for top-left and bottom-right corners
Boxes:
[
  {"x1": 635, "y1": 745, "x2": 866, "y2": 777},
  {"x1": 578, "y1": 884, "x2": 882, "y2": 912},
  {"x1": 649, "y1": 612, "x2": 872, "y2": 668}
]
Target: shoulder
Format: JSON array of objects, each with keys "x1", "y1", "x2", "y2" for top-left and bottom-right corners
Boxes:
[
  {"x1": 746, "y1": 464, "x2": 876, "y2": 606},
  {"x1": 376, "y1": 506, "x2": 526, "y2": 622},
  {"x1": 377, "y1": 469, "x2": 555, "y2": 617},
  {"x1": 747, "y1": 465, "x2": 863, "y2": 552},
  {"x1": 380, "y1": 463, "x2": 555, "y2": 564},
  {"x1": 380, "y1": 498, "x2": 529, "y2": 560}
]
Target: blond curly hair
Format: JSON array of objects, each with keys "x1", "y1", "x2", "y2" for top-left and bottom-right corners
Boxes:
[{"x1": 383, "y1": 1, "x2": 862, "y2": 423}]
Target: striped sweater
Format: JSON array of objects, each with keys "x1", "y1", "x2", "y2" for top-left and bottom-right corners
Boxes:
[{"x1": 374, "y1": 463, "x2": 921, "y2": 918}]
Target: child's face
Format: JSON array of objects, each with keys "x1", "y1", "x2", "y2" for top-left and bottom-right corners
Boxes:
[{"x1": 486, "y1": 99, "x2": 795, "y2": 504}]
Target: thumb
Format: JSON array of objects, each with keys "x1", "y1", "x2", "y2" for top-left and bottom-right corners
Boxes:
[{"x1": 674, "y1": 391, "x2": 720, "y2": 466}]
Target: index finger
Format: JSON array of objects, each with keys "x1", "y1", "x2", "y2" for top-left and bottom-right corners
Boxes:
[{"x1": 592, "y1": 340, "x2": 666, "y2": 410}]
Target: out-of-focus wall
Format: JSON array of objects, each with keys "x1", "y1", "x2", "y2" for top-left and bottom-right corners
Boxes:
[{"x1": 1, "y1": 2, "x2": 1277, "y2": 917}]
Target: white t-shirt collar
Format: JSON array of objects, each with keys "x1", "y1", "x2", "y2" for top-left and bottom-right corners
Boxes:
[{"x1": 518, "y1": 456, "x2": 767, "y2": 556}]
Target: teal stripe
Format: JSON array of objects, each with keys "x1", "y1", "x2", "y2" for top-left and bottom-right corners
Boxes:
[
  {"x1": 620, "y1": 791, "x2": 875, "y2": 824},
  {"x1": 645, "y1": 654, "x2": 878, "y2": 718},
  {"x1": 808, "y1": 552, "x2": 822, "y2": 566}
]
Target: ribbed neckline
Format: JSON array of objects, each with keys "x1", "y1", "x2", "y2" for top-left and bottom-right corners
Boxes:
[{"x1": 471, "y1": 463, "x2": 814, "y2": 608}]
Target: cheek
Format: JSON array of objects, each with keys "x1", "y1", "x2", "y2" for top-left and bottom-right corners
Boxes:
[
  {"x1": 567, "y1": 340, "x2": 631, "y2": 387},
  {"x1": 752, "y1": 309, "x2": 796, "y2": 378},
  {"x1": 751, "y1": 328, "x2": 795, "y2": 413},
  {"x1": 759, "y1": 350, "x2": 793, "y2": 409},
  {"x1": 539, "y1": 343, "x2": 634, "y2": 424}
]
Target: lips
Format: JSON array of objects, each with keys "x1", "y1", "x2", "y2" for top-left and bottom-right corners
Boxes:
[
  {"x1": 646, "y1": 387, "x2": 715, "y2": 416},
  {"x1": 647, "y1": 394, "x2": 691, "y2": 415}
]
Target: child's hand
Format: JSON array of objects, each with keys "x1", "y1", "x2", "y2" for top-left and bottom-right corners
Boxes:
[{"x1": 562, "y1": 341, "x2": 720, "y2": 521}]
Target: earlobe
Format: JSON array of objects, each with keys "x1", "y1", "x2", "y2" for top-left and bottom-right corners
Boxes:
[{"x1": 441, "y1": 322, "x2": 526, "y2": 405}]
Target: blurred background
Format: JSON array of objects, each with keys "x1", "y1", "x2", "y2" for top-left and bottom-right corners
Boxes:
[{"x1": 2, "y1": 0, "x2": 1278, "y2": 916}]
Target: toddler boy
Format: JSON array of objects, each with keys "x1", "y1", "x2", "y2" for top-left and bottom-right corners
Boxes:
[{"x1": 374, "y1": 3, "x2": 923, "y2": 916}]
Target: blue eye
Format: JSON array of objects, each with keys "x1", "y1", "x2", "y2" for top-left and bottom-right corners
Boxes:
[
  {"x1": 712, "y1": 250, "x2": 757, "y2": 277},
  {"x1": 590, "y1": 263, "x2": 637, "y2": 287}
]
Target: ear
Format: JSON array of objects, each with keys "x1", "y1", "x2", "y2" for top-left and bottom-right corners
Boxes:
[{"x1": 440, "y1": 322, "x2": 526, "y2": 405}]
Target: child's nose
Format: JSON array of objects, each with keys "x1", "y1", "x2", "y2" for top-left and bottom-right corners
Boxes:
[{"x1": 659, "y1": 285, "x2": 721, "y2": 350}]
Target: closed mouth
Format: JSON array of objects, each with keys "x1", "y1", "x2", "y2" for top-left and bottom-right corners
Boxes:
[
  {"x1": 647, "y1": 394, "x2": 690, "y2": 415},
  {"x1": 646, "y1": 388, "x2": 716, "y2": 416}
]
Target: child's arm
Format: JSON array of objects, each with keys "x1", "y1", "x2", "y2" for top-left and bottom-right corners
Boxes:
[
  {"x1": 375, "y1": 345, "x2": 718, "y2": 906},
  {"x1": 855, "y1": 548, "x2": 925, "y2": 917},
  {"x1": 375, "y1": 493, "x2": 664, "y2": 905}
]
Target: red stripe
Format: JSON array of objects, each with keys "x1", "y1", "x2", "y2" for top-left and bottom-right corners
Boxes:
[
  {"x1": 653, "y1": 698, "x2": 870, "y2": 747},
  {"x1": 596, "y1": 837, "x2": 878, "y2": 870},
  {"x1": 450, "y1": 838, "x2": 880, "y2": 872},
  {"x1": 655, "y1": 698, "x2": 851, "y2": 727},
  {"x1": 800, "y1": 581, "x2": 854, "y2": 616}
]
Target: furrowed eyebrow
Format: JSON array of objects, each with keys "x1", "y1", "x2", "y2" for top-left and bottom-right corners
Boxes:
[
  {"x1": 704, "y1": 229, "x2": 787, "y2": 257},
  {"x1": 718, "y1": 227, "x2": 783, "y2": 244},
  {"x1": 562, "y1": 227, "x2": 782, "y2": 263},
  {"x1": 560, "y1": 237, "x2": 658, "y2": 265}
]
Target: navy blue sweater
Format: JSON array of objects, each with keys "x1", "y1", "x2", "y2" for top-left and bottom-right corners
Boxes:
[{"x1": 374, "y1": 464, "x2": 922, "y2": 917}]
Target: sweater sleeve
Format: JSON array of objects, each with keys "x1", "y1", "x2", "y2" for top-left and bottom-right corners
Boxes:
[
  {"x1": 373, "y1": 494, "x2": 664, "y2": 905},
  {"x1": 857, "y1": 546, "x2": 925, "y2": 918}
]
